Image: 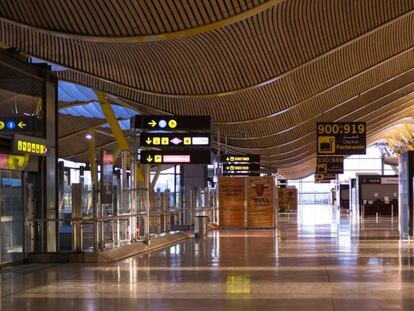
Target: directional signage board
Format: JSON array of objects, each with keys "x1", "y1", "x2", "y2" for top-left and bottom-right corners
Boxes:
[
  {"x1": 13, "y1": 134, "x2": 48, "y2": 156},
  {"x1": 317, "y1": 122, "x2": 366, "y2": 155},
  {"x1": 140, "y1": 150, "x2": 211, "y2": 164},
  {"x1": 223, "y1": 171, "x2": 260, "y2": 176},
  {"x1": 278, "y1": 179, "x2": 287, "y2": 188},
  {"x1": 221, "y1": 155, "x2": 260, "y2": 163},
  {"x1": 223, "y1": 163, "x2": 260, "y2": 172},
  {"x1": 315, "y1": 173, "x2": 336, "y2": 183},
  {"x1": 0, "y1": 117, "x2": 36, "y2": 133},
  {"x1": 132, "y1": 115, "x2": 211, "y2": 131},
  {"x1": 316, "y1": 156, "x2": 344, "y2": 174},
  {"x1": 140, "y1": 133, "x2": 210, "y2": 147}
]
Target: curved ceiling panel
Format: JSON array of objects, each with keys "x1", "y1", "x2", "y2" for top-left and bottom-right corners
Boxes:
[{"x1": 2, "y1": 0, "x2": 414, "y2": 178}]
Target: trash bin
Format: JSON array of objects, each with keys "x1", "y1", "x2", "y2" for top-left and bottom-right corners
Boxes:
[{"x1": 194, "y1": 215, "x2": 208, "y2": 238}]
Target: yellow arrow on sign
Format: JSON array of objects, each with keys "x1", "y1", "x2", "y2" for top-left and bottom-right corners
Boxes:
[
  {"x1": 18, "y1": 121, "x2": 27, "y2": 129},
  {"x1": 148, "y1": 120, "x2": 156, "y2": 127},
  {"x1": 146, "y1": 137, "x2": 152, "y2": 144},
  {"x1": 146, "y1": 155, "x2": 153, "y2": 163}
]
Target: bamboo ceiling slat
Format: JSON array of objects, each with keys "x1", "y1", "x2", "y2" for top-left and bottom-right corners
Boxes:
[{"x1": 2, "y1": 0, "x2": 414, "y2": 177}]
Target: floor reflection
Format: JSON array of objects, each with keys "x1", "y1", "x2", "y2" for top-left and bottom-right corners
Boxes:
[{"x1": 2, "y1": 205, "x2": 414, "y2": 310}]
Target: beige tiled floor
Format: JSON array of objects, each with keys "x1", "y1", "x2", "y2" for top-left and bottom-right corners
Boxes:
[{"x1": 2, "y1": 206, "x2": 414, "y2": 310}]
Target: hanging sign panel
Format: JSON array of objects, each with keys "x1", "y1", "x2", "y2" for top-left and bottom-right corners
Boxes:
[
  {"x1": 132, "y1": 115, "x2": 211, "y2": 131},
  {"x1": 223, "y1": 163, "x2": 260, "y2": 176},
  {"x1": 316, "y1": 156, "x2": 344, "y2": 174},
  {"x1": 277, "y1": 179, "x2": 287, "y2": 188},
  {"x1": 140, "y1": 150, "x2": 211, "y2": 164},
  {"x1": 317, "y1": 122, "x2": 366, "y2": 155},
  {"x1": 221, "y1": 155, "x2": 260, "y2": 163},
  {"x1": 315, "y1": 173, "x2": 336, "y2": 183},
  {"x1": 223, "y1": 171, "x2": 260, "y2": 176},
  {"x1": 0, "y1": 117, "x2": 37, "y2": 133},
  {"x1": 140, "y1": 133, "x2": 210, "y2": 147},
  {"x1": 13, "y1": 134, "x2": 48, "y2": 156}
]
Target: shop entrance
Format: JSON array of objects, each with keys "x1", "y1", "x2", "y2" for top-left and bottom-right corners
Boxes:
[{"x1": 0, "y1": 170, "x2": 24, "y2": 265}]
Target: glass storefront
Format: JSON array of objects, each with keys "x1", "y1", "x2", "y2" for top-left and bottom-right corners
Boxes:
[{"x1": 0, "y1": 170, "x2": 24, "y2": 265}]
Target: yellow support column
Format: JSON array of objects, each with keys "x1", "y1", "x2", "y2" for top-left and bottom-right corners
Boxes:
[
  {"x1": 396, "y1": 128, "x2": 414, "y2": 151},
  {"x1": 95, "y1": 90, "x2": 130, "y2": 161}
]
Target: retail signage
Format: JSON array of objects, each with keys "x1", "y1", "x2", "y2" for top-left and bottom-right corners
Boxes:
[
  {"x1": 100, "y1": 150, "x2": 113, "y2": 205},
  {"x1": 381, "y1": 177, "x2": 398, "y2": 184},
  {"x1": 140, "y1": 150, "x2": 211, "y2": 164},
  {"x1": 316, "y1": 156, "x2": 344, "y2": 174},
  {"x1": 316, "y1": 122, "x2": 366, "y2": 155},
  {"x1": 360, "y1": 176, "x2": 398, "y2": 184},
  {"x1": 0, "y1": 153, "x2": 29, "y2": 170},
  {"x1": 221, "y1": 154, "x2": 260, "y2": 163},
  {"x1": 140, "y1": 133, "x2": 210, "y2": 147},
  {"x1": 132, "y1": 115, "x2": 211, "y2": 131},
  {"x1": 13, "y1": 134, "x2": 47, "y2": 156},
  {"x1": 0, "y1": 117, "x2": 36, "y2": 133}
]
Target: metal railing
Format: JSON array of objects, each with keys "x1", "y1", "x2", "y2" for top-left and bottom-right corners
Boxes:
[{"x1": 25, "y1": 186, "x2": 217, "y2": 253}]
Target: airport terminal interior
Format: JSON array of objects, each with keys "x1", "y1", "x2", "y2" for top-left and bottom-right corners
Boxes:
[{"x1": 2, "y1": 1, "x2": 414, "y2": 310}]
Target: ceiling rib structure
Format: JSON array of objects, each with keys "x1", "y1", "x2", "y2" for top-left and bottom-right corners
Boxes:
[{"x1": 2, "y1": 0, "x2": 414, "y2": 178}]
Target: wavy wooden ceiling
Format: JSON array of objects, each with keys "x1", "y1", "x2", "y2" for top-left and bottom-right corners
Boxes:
[{"x1": 1, "y1": 0, "x2": 414, "y2": 178}]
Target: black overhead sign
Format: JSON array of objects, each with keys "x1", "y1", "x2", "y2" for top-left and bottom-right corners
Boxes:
[
  {"x1": 316, "y1": 156, "x2": 344, "y2": 174},
  {"x1": 315, "y1": 173, "x2": 336, "y2": 183},
  {"x1": 223, "y1": 163, "x2": 260, "y2": 172},
  {"x1": 140, "y1": 133, "x2": 210, "y2": 147},
  {"x1": 13, "y1": 134, "x2": 48, "y2": 156},
  {"x1": 0, "y1": 117, "x2": 37, "y2": 133},
  {"x1": 132, "y1": 115, "x2": 211, "y2": 131},
  {"x1": 278, "y1": 179, "x2": 287, "y2": 188},
  {"x1": 140, "y1": 150, "x2": 211, "y2": 164},
  {"x1": 317, "y1": 122, "x2": 366, "y2": 155},
  {"x1": 223, "y1": 171, "x2": 260, "y2": 176},
  {"x1": 220, "y1": 155, "x2": 260, "y2": 163}
]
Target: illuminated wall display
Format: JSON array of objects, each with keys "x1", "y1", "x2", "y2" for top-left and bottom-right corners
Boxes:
[
  {"x1": 140, "y1": 133, "x2": 210, "y2": 147},
  {"x1": 132, "y1": 115, "x2": 211, "y2": 131},
  {"x1": 13, "y1": 134, "x2": 48, "y2": 156},
  {"x1": 0, "y1": 153, "x2": 29, "y2": 170},
  {"x1": 316, "y1": 122, "x2": 366, "y2": 155},
  {"x1": 316, "y1": 156, "x2": 344, "y2": 174},
  {"x1": 140, "y1": 150, "x2": 211, "y2": 164}
]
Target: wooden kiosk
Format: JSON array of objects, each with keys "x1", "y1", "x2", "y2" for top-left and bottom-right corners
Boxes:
[{"x1": 218, "y1": 176, "x2": 277, "y2": 228}]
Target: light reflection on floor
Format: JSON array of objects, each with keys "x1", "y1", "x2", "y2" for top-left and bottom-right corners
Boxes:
[{"x1": 1, "y1": 205, "x2": 414, "y2": 310}]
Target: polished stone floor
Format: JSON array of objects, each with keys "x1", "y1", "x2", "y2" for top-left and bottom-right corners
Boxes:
[{"x1": 2, "y1": 205, "x2": 414, "y2": 310}]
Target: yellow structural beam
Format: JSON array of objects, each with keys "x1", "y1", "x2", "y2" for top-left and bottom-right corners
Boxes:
[
  {"x1": 150, "y1": 165, "x2": 162, "y2": 190},
  {"x1": 94, "y1": 90, "x2": 146, "y2": 186},
  {"x1": 385, "y1": 137, "x2": 396, "y2": 152},
  {"x1": 396, "y1": 128, "x2": 414, "y2": 151},
  {"x1": 34, "y1": 98, "x2": 42, "y2": 117},
  {"x1": 87, "y1": 129, "x2": 97, "y2": 185},
  {"x1": 95, "y1": 90, "x2": 130, "y2": 152},
  {"x1": 404, "y1": 122, "x2": 413, "y2": 139},
  {"x1": 136, "y1": 164, "x2": 145, "y2": 187}
]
